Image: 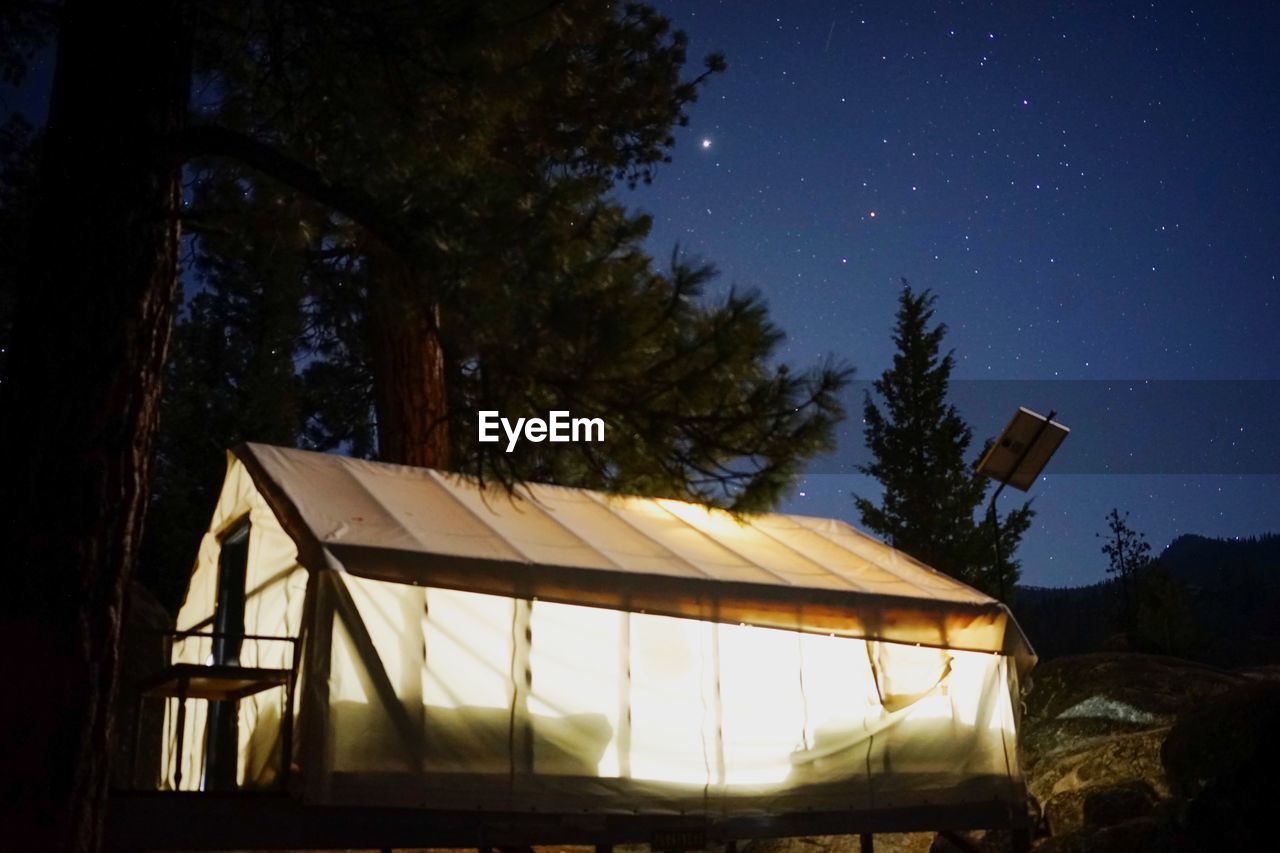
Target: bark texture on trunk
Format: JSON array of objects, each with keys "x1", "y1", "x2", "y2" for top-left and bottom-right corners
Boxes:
[
  {"x1": 0, "y1": 1, "x2": 191, "y2": 850},
  {"x1": 365, "y1": 246, "x2": 451, "y2": 469}
]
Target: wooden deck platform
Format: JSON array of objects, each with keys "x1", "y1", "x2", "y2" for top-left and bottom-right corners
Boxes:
[{"x1": 105, "y1": 790, "x2": 1029, "y2": 851}]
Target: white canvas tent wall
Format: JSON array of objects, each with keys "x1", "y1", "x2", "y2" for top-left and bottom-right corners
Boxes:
[{"x1": 164, "y1": 443, "x2": 1035, "y2": 823}]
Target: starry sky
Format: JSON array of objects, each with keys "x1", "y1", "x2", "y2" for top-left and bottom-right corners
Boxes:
[
  {"x1": 5, "y1": 3, "x2": 1277, "y2": 588},
  {"x1": 627, "y1": 1, "x2": 1280, "y2": 586}
]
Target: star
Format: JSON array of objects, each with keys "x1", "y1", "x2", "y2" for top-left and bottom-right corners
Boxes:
[{"x1": 701, "y1": 138, "x2": 712, "y2": 149}]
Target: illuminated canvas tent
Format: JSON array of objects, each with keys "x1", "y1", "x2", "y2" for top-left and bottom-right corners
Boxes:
[{"x1": 163, "y1": 442, "x2": 1035, "y2": 828}]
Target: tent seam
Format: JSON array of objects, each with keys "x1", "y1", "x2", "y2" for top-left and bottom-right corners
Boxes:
[
  {"x1": 422, "y1": 470, "x2": 537, "y2": 567},
  {"x1": 792, "y1": 516, "x2": 973, "y2": 600},
  {"x1": 514, "y1": 487, "x2": 630, "y2": 572},
  {"x1": 579, "y1": 491, "x2": 716, "y2": 579},
  {"x1": 745, "y1": 521, "x2": 872, "y2": 593},
  {"x1": 652, "y1": 501, "x2": 797, "y2": 587}
]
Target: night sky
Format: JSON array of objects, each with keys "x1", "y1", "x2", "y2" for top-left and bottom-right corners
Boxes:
[
  {"x1": 6, "y1": 3, "x2": 1277, "y2": 588},
  {"x1": 628, "y1": 1, "x2": 1280, "y2": 586}
]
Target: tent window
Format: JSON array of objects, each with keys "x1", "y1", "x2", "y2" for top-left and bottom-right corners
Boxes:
[{"x1": 205, "y1": 517, "x2": 249, "y2": 790}]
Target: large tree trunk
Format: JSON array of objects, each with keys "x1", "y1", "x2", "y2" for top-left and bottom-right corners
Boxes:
[
  {"x1": 0, "y1": 1, "x2": 191, "y2": 849},
  {"x1": 365, "y1": 246, "x2": 451, "y2": 468}
]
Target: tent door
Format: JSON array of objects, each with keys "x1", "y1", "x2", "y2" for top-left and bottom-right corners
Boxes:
[{"x1": 204, "y1": 518, "x2": 249, "y2": 790}]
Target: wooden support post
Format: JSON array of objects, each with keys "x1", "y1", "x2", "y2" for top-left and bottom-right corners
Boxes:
[
  {"x1": 859, "y1": 832, "x2": 874, "y2": 853},
  {"x1": 280, "y1": 639, "x2": 299, "y2": 791},
  {"x1": 173, "y1": 677, "x2": 189, "y2": 789}
]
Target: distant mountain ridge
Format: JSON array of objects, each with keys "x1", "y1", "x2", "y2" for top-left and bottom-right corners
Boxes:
[
  {"x1": 1157, "y1": 532, "x2": 1280, "y2": 586},
  {"x1": 1013, "y1": 533, "x2": 1280, "y2": 665}
]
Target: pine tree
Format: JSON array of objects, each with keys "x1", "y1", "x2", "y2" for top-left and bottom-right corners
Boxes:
[
  {"x1": 1133, "y1": 564, "x2": 1198, "y2": 657},
  {"x1": 1, "y1": 4, "x2": 193, "y2": 847},
  {"x1": 1, "y1": 3, "x2": 725, "y2": 845},
  {"x1": 189, "y1": 0, "x2": 727, "y2": 469},
  {"x1": 855, "y1": 282, "x2": 1033, "y2": 597},
  {"x1": 162, "y1": 187, "x2": 848, "y2": 513},
  {"x1": 1098, "y1": 507, "x2": 1154, "y2": 639},
  {"x1": 165, "y1": 0, "x2": 843, "y2": 511},
  {"x1": 141, "y1": 180, "x2": 315, "y2": 609}
]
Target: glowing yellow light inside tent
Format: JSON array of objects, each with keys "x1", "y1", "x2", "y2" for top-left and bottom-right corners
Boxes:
[{"x1": 332, "y1": 579, "x2": 1014, "y2": 789}]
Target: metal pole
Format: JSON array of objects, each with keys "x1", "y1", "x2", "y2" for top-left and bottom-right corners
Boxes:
[
  {"x1": 989, "y1": 410, "x2": 1056, "y2": 601},
  {"x1": 988, "y1": 482, "x2": 1008, "y2": 601}
]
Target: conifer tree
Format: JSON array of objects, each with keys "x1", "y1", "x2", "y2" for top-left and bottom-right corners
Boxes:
[
  {"x1": 189, "y1": 0, "x2": 728, "y2": 469},
  {"x1": 855, "y1": 282, "x2": 1032, "y2": 597},
  {"x1": 1098, "y1": 507, "x2": 1153, "y2": 639},
  {"x1": 162, "y1": 0, "x2": 843, "y2": 509},
  {"x1": 143, "y1": 2, "x2": 848, "y2": 612},
  {"x1": 0, "y1": 3, "x2": 729, "y2": 846}
]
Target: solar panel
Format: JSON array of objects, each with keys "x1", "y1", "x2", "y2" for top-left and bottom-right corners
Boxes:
[{"x1": 976, "y1": 406, "x2": 1070, "y2": 491}]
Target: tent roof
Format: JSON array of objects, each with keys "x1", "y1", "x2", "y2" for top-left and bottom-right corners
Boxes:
[{"x1": 233, "y1": 443, "x2": 1034, "y2": 665}]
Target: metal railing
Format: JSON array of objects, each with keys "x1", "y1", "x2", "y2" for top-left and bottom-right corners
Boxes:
[{"x1": 126, "y1": 630, "x2": 300, "y2": 793}]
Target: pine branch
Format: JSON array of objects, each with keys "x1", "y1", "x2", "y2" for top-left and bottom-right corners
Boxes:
[{"x1": 177, "y1": 124, "x2": 416, "y2": 256}]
